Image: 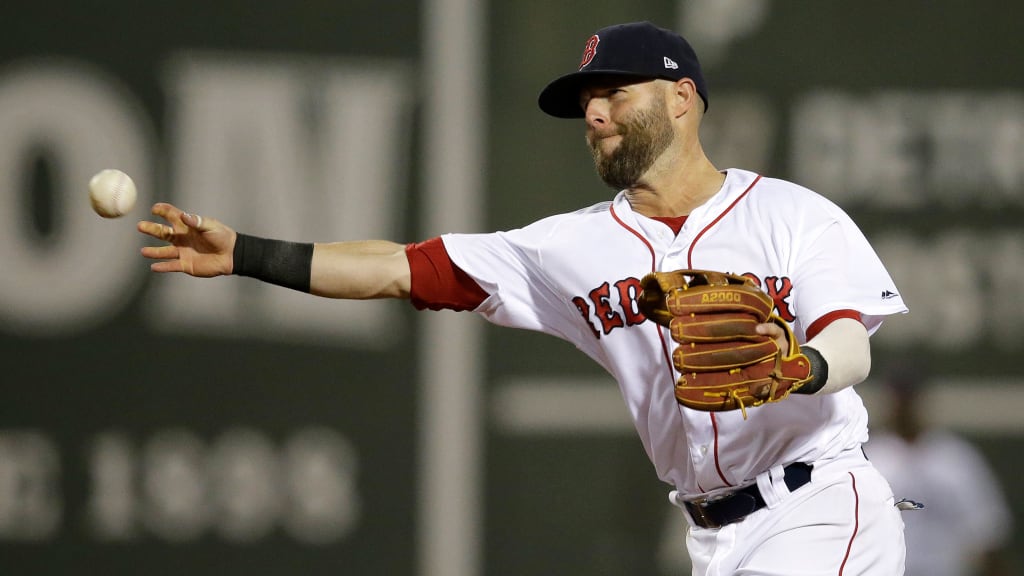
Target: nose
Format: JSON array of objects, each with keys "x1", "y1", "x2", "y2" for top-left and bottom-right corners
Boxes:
[{"x1": 584, "y1": 98, "x2": 608, "y2": 128}]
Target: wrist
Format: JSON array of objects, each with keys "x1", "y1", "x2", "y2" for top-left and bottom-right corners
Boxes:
[
  {"x1": 794, "y1": 346, "x2": 829, "y2": 395},
  {"x1": 232, "y1": 233, "x2": 314, "y2": 293}
]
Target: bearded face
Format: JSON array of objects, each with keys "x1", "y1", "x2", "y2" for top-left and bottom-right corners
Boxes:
[{"x1": 587, "y1": 93, "x2": 675, "y2": 190}]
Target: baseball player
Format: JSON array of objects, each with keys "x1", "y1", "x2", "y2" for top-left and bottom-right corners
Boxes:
[{"x1": 139, "y1": 21, "x2": 909, "y2": 575}]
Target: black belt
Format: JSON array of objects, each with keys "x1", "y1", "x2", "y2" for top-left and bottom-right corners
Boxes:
[{"x1": 684, "y1": 462, "x2": 812, "y2": 529}]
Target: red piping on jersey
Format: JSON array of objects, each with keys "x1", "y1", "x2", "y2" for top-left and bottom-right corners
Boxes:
[
  {"x1": 686, "y1": 174, "x2": 762, "y2": 268},
  {"x1": 686, "y1": 174, "x2": 762, "y2": 488},
  {"x1": 709, "y1": 414, "x2": 731, "y2": 487},
  {"x1": 610, "y1": 204, "x2": 656, "y2": 268},
  {"x1": 837, "y1": 472, "x2": 861, "y2": 575},
  {"x1": 610, "y1": 203, "x2": 673, "y2": 366},
  {"x1": 609, "y1": 202, "x2": 679, "y2": 441}
]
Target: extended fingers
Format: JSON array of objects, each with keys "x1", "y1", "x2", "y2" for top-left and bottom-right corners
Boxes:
[
  {"x1": 141, "y1": 244, "x2": 179, "y2": 260},
  {"x1": 137, "y1": 220, "x2": 176, "y2": 241},
  {"x1": 149, "y1": 260, "x2": 184, "y2": 273},
  {"x1": 150, "y1": 202, "x2": 185, "y2": 222}
]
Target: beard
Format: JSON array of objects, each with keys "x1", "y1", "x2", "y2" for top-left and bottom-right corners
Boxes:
[{"x1": 588, "y1": 99, "x2": 675, "y2": 190}]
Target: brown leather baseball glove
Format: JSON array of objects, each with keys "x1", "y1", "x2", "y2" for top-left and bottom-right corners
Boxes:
[{"x1": 637, "y1": 269, "x2": 813, "y2": 419}]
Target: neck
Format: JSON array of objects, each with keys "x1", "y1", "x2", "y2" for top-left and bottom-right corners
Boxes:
[{"x1": 624, "y1": 145, "x2": 725, "y2": 218}]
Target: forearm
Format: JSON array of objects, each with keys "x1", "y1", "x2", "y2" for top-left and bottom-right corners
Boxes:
[
  {"x1": 800, "y1": 318, "x2": 871, "y2": 394},
  {"x1": 233, "y1": 234, "x2": 411, "y2": 299},
  {"x1": 310, "y1": 240, "x2": 411, "y2": 299}
]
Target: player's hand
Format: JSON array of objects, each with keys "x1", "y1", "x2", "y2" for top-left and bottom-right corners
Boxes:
[
  {"x1": 138, "y1": 202, "x2": 235, "y2": 277},
  {"x1": 756, "y1": 321, "x2": 791, "y2": 353}
]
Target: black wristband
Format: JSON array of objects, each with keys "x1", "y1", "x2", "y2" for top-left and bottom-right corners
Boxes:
[
  {"x1": 232, "y1": 233, "x2": 314, "y2": 293},
  {"x1": 794, "y1": 346, "x2": 829, "y2": 395}
]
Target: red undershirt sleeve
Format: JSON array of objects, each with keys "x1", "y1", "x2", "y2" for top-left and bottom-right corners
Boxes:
[
  {"x1": 805, "y1": 309, "x2": 862, "y2": 341},
  {"x1": 405, "y1": 237, "x2": 490, "y2": 312}
]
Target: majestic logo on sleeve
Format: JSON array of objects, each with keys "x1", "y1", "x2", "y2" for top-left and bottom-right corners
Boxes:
[{"x1": 572, "y1": 272, "x2": 796, "y2": 338}]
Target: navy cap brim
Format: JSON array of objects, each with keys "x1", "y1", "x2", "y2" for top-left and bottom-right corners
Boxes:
[{"x1": 538, "y1": 70, "x2": 657, "y2": 118}]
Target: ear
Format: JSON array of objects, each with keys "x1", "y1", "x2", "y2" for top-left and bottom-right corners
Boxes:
[{"x1": 669, "y1": 78, "x2": 700, "y2": 118}]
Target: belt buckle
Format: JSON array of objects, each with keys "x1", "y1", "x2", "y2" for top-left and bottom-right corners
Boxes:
[
  {"x1": 689, "y1": 502, "x2": 713, "y2": 527},
  {"x1": 686, "y1": 493, "x2": 726, "y2": 528}
]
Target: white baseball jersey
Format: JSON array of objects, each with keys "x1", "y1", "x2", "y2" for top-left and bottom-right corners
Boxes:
[{"x1": 441, "y1": 168, "x2": 907, "y2": 497}]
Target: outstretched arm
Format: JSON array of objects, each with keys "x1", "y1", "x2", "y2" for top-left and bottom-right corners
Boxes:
[{"x1": 138, "y1": 202, "x2": 411, "y2": 300}]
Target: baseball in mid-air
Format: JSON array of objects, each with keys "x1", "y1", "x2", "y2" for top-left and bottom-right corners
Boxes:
[{"x1": 88, "y1": 168, "x2": 137, "y2": 218}]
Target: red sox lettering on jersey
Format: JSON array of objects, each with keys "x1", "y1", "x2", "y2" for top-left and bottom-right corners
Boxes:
[{"x1": 572, "y1": 272, "x2": 796, "y2": 338}]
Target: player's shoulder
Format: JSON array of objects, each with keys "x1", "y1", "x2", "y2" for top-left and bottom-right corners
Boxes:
[
  {"x1": 747, "y1": 171, "x2": 830, "y2": 203},
  {"x1": 524, "y1": 199, "x2": 613, "y2": 228},
  {"x1": 500, "y1": 199, "x2": 614, "y2": 243},
  {"x1": 733, "y1": 169, "x2": 850, "y2": 217},
  {"x1": 568, "y1": 199, "x2": 614, "y2": 217}
]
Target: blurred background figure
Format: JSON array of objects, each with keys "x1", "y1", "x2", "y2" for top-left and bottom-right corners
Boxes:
[{"x1": 866, "y1": 363, "x2": 1014, "y2": 576}]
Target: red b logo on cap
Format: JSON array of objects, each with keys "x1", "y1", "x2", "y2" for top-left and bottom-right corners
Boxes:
[{"x1": 579, "y1": 35, "x2": 599, "y2": 69}]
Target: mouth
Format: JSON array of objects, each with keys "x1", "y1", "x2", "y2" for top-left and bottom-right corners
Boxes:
[
  {"x1": 590, "y1": 134, "x2": 622, "y2": 157},
  {"x1": 588, "y1": 131, "x2": 622, "y2": 149},
  {"x1": 589, "y1": 129, "x2": 621, "y2": 141}
]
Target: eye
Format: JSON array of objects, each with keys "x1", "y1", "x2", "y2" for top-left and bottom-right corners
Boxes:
[
  {"x1": 579, "y1": 86, "x2": 626, "y2": 110},
  {"x1": 607, "y1": 88, "x2": 628, "y2": 100}
]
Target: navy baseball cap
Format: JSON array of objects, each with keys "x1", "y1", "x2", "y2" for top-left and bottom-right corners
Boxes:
[{"x1": 538, "y1": 21, "x2": 708, "y2": 118}]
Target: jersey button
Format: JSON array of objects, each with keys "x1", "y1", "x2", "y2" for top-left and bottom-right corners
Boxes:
[{"x1": 700, "y1": 445, "x2": 708, "y2": 456}]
